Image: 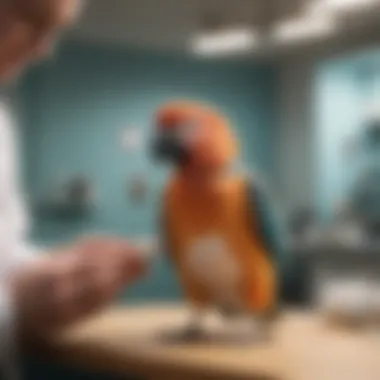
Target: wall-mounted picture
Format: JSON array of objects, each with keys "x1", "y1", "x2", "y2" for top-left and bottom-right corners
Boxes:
[{"x1": 38, "y1": 175, "x2": 95, "y2": 220}]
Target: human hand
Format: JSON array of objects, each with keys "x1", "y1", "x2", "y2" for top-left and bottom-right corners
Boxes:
[{"x1": 11, "y1": 237, "x2": 148, "y2": 337}]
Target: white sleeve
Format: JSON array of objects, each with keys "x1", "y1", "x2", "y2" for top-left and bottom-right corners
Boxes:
[
  {"x1": 0, "y1": 102, "x2": 40, "y2": 379},
  {"x1": 0, "y1": 103, "x2": 42, "y2": 269},
  {"x1": 7, "y1": 193, "x2": 42, "y2": 267}
]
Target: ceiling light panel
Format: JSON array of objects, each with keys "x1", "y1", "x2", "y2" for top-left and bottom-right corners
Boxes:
[
  {"x1": 317, "y1": 0, "x2": 380, "y2": 13},
  {"x1": 190, "y1": 27, "x2": 259, "y2": 57},
  {"x1": 272, "y1": 14, "x2": 335, "y2": 45}
]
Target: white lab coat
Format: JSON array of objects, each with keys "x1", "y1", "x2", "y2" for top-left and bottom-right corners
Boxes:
[{"x1": 0, "y1": 101, "x2": 39, "y2": 378}]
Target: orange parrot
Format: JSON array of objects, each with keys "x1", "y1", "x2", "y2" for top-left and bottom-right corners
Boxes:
[{"x1": 152, "y1": 101, "x2": 284, "y2": 339}]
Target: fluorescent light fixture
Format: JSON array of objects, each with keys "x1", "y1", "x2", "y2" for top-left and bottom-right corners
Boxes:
[
  {"x1": 272, "y1": 14, "x2": 335, "y2": 44},
  {"x1": 190, "y1": 27, "x2": 259, "y2": 57},
  {"x1": 322, "y1": 0, "x2": 379, "y2": 12}
]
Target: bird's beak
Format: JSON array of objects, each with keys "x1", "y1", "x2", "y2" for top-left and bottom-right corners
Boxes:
[{"x1": 151, "y1": 133, "x2": 190, "y2": 166}]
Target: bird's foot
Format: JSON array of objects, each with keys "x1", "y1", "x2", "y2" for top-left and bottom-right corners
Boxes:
[
  {"x1": 160, "y1": 323, "x2": 206, "y2": 343},
  {"x1": 218, "y1": 305, "x2": 243, "y2": 319},
  {"x1": 180, "y1": 324, "x2": 206, "y2": 341}
]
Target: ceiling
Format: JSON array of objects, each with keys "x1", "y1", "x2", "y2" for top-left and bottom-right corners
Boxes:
[{"x1": 68, "y1": 0, "x2": 380, "y2": 59}]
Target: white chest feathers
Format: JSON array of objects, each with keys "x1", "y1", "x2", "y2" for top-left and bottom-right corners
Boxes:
[{"x1": 185, "y1": 235, "x2": 242, "y2": 304}]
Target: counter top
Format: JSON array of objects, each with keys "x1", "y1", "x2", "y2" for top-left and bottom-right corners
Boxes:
[{"x1": 37, "y1": 304, "x2": 380, "y2": 380}]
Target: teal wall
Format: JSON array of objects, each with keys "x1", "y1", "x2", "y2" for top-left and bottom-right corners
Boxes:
[
  {"x1": 315, "y1": 48, "x2": 380, "y2": 220},
  {"x1": 20, "y1": 42, "x2": 278, "y2": 303}
]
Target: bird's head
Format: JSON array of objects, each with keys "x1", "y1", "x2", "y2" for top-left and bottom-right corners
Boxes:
[{"x1": 152, "y1": 101, "x2": 237, "y2": 173}]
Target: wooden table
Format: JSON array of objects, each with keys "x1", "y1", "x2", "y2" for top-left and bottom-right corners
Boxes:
[{"x1": 39, "y1": 304, "x2": 380, "y2": 380}]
